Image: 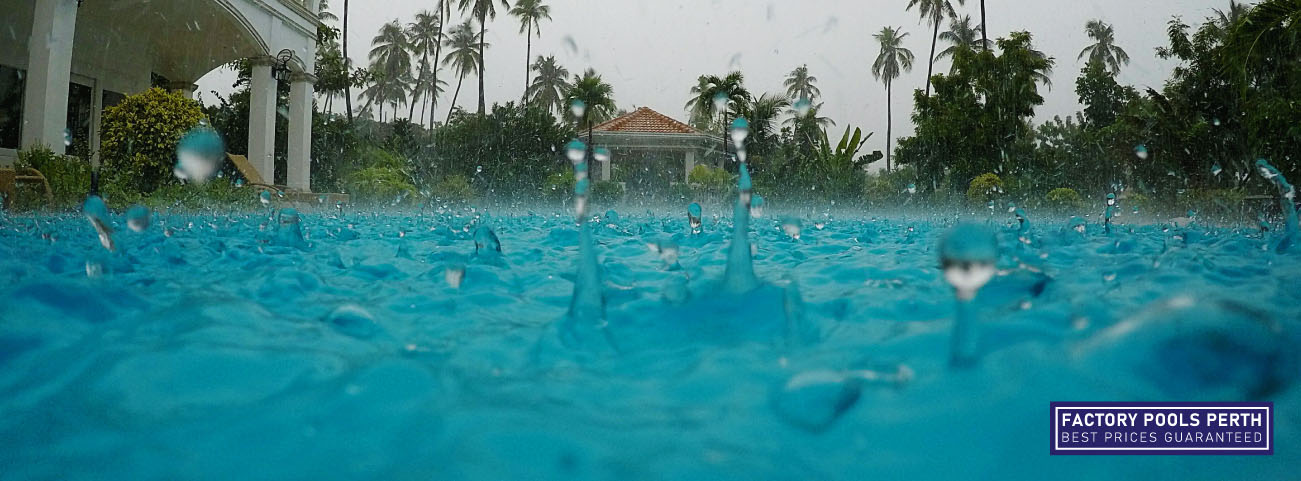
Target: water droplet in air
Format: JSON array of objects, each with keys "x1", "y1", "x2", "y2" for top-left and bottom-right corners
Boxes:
[
  {"x1": 126, "y1": 205, "x2": 150, "y2": 232},
  {"x1": 1135, "y1": 144, "x2": 1149, "y2": 160}
]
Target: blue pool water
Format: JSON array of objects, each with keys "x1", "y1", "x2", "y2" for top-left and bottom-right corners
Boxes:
[{"x1": 0, "y1": 207, "x2": 1297, "y2": 479}]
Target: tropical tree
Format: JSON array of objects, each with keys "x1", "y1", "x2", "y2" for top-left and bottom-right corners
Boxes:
[
  {"x1": 565, "y1": 68, "x2": 617, "y2": 145},
  {"x1": 906, "y1": 0, "x2": 963, "y2": 97},
  {"x1": 360, "y1": 67, "x2": 412, "y2": 122},
  {"x1": 407, "y1": 11, "x2": 442, "y2": 123},
  {"x1": 1078, "y1": 19, "x2": 1130, "y2": 73},
  {"x1": 412, "y1": 61, "x2": 448, "y2": 125},
  {"x1": 343, "y1": 0, "x2": 353, "y2": 121},
  {"x1": 317, "y1": 0, "x2": 339, "y2": 24},
  {"x1": 783, "y1": 65, "x2": 821, "y2": 103},
  {"x1": 873, "y1": 26, "x2": 915, "y2": 172},
  {"x1": 734, "y1": 93, "x2": 790, "y2": 156},
  {"x1": 458, "y1": 0, "x2": 512, "y2": 114},
  {"x1": 442, "y1": 20, "x2": 484, "y2": 123},
  {"x1": 937, "y1": 15, "x2": 992, "y2": 64},
  {"x1": 526, "y1": 55, "x2": 571, "y2": 115},
  {"x1": 510, "y1": 0, "x2": 552, "y2": 97}
]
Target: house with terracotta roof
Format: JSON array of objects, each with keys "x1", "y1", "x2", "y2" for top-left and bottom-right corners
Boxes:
[{"x1": 590, "y1": 107, "x2": 718, "y2": 190}]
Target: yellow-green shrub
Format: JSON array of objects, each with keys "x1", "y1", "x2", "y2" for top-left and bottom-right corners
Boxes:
[
  {"x1": 966, "y1": 173, "x2": 1003, "y2": 203},
  {"x1": 99, "y1": 88, "x2": 206, "y2": 194},
  {"x1": 1045, "y1": 187, "x2": 1084, "y2": 210}
]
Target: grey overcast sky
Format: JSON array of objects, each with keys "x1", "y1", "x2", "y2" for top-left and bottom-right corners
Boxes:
[{"x1": 198, "y1": 0, "x2": 1230, "y2": 168}]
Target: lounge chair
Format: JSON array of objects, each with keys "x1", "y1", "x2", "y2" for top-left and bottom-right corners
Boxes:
[
  {"x1": 0, "y1": 167, "x2": 54, "y2": 210},
  {"x1": 226, "y1": 154, "x2": 349, "y2": 206}
]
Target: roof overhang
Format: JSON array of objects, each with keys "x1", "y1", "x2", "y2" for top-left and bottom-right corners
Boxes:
[{"x1": 590, "y1": 131, "x2": 716, "y2": 150}]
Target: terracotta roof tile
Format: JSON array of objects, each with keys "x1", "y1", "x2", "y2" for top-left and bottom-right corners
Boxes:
[{"x1": 592, "y1": 107, "x2": 697, "y2": 134}]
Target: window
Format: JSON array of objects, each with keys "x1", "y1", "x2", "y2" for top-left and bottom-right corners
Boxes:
[
  {"x1": 0, "y1": 65, "x2": 24, "y2": 150},
  {"x1": 66, "y1": 82, "x2": 93, "y2": 158}
]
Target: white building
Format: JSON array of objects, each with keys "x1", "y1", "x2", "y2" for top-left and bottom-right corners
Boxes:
[{"x1": 0, "y1": 0, "x2": 320, "y2": 191}]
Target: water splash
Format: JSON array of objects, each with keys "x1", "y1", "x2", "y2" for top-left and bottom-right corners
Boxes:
[
  {"x1": 174, "y1": 126, "x2": 225, "y2": 184},
  {"x1": 274, "y1": 208, "x2": 307, "y2": 249},
  {"x1": 125, "y1": 205, "x2": 150, "y2": 233},
  {"x1": 687, "y1": 202, "x2": 702, "y2": 234},
  {"x1": 939, "y1": 223, "x2": 998, "y2": 366},
  {"x1": 721, "y1": 120, "x2": 759, "y2": 294},
  {"x1": 750, "y1": 194, "x2": 765, "y2": 218},
  {"x1": 83, "y1": 195, "x2": 114, "y2": 252},
  {"x1": 473, "y1": 226, "x2": 502, "y2": 255},
  {"x1": 564, "y1": 139, "x2": 609, "y2": 347},
  {"x1": 1255, "y1": 159, "x2": 1297, "y2": 251}
]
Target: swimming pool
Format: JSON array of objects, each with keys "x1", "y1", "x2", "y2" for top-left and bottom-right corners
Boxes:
[{"x1": 0, "y1": 207, "x2": 1296, "y2": 480}]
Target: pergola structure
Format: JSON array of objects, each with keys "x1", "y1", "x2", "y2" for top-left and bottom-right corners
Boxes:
[
  {"x1": 590, "y1": 107, "x2": 717, "y2": 188},
  {"x1": 0, "y1": 0, "x2": 320, "y2": 191}
]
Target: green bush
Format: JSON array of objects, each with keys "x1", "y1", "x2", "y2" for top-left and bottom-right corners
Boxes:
[
  {"x1": 344, "y1": 166, "x2": 416, "y2": 204},
  {"x1": 590, "y1": 181, "x2": 625, "y2": 206},
  {"x1": 102, "y1": 178, "x2": 260, "y2": 211},
  {"x1": 542, "y1": 170, "x2": 575, "y2": 203},
  {"x1": 688, "y1": 165, "x2": 733, "y2": 193},
  {"x1": 99, "y1": 88, "x2": 207, "y2": 194},
  {"x1": 966, "y1": 173, "x2": 1003, "y2": 203},
  {"x1": 1044, "y1": 187, "x2": 1084, "y2": 210},
  {"x1": 14, "y1": 146, "x2": 92, "y2": 209},
  {"x1": 433, "y1": 174, "x2": 475, "y2": 203}
]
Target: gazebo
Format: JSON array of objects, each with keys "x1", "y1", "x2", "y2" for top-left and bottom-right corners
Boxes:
[
  {"x1": 0, "y1": 0, "x2": 320, "y2": 191},
  {"x1": 589, "y1": 107, "x2": 717, "y2": 190}
]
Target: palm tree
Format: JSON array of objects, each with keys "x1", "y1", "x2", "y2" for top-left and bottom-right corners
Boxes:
[
  {"x1": 526, "y1": 55, "x2": 570, "y2": 114},
  {"x1": 565, "y1": 68, "x2": 617, "y2": 146},
  {"x1": 317, "y1": 0, "x2": 339, "y2": 24},
  {"x1": 979, "y1": 0, "x2": 987, "y2": 52},
  {"x1": 370, "y1": 20, "x2": 414, "y2": 120},
  {"x1": 873, "y1": 26, "x2": 915, "y2": 173},
  {"x1": 734, "y1": 93, "x2": 789, "y2": 155},
  {"x1": 442, "y1": 20, "x2": 483, "y2": 123},
  {"x1": 937, "y1": 15, "x2": 992, "y2": 65},
  {"x1": 360, "y1": 67, "x2": 413, "y2": 122},
  {"x1": 458, "y1": 0, "x2": 511, "y2": 114},
  {"x1": 1212, "y1": 0, "x2": 1249, "y2": 33},
  {"x1": 412, "y1": 60, "x2": 448, "y2": 125},
  {"x1": 783, "y1": 65, "x2": 821, "y2": 103},
  {"x1": 407, "y1": 11, "x2": 441, "y2": 122},
  {"x1": 685, "y1": 72, "x2": 749, "y2": 158},
  {"x1": 510, "y1": 0, "x2": 551, "y2": 98},
  {"x1": 906, "y1": 0, "x2": 963, "y2": 97},
  {"x1": 342, "y1": 0, "x2": 353, "y2": 121},
  {"x1": 430, "y1": 0, "x2": 453, "y2": 123},
  {"x1": 1078, "y1": 19, "x2": 1130, "y2": 74}
]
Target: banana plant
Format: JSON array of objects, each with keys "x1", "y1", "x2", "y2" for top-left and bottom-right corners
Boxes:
[{"x1": 815, "y1": 126, "x2": 883, "y2": 199}]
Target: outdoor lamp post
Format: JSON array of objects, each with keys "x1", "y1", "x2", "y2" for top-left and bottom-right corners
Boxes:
[{"x1": 272, "y1": 49, "x2": 295, "y2": 81}]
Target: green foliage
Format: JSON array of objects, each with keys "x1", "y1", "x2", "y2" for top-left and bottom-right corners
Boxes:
[
  {"x1": 1044, "y1": 187, "x2": 1084, "y2": 210},
  {"x1": 966, "y1": 173, "x2": 1004, "y2": 203},
  {"x1": 542, "y1": 170, "x2": 574, "y2": 203},
  {"x1": 344, "y1": 166, "x2": 417, "y2": 204},
  {"x1": 1180, "y1": 188, "x2": 1248, "y2": 222},
  {"x1": 433, "y1": 174, "x2": 475, "y2": 203},
  {"x1": 433, "y1": 102, "x2": 573, "y2": 198},
  {"x1": 688, "y1": 165, "x2": 732, "y2": 192},
  {"x1": 14, "y1": 146, "x2": 91, "y2": 209},
  {"x1": 814, "y1": 126, "x2": 875, "y2": 201},
  {"x1": 863, "y1": 165, "x2": 916, "y2": 207},
  {"x1": 102, "y1": 178, "x2": 259, "y2": 211},
  {"x1": 100, "y1": 88, "x2": 206, "y2": 194},
  {"x1": 590, "y1": 182, "x2": 625, "y2": 206}
]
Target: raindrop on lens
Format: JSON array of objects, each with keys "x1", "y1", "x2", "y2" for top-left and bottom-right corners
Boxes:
[{"x1": 1135, "y1": 144, "x2": 1149, "y2": 160}]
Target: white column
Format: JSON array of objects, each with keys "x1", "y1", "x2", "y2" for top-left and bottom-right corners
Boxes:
[
  {"x1": 286, "y1": 72, "x2": 315, "y2": 192},
  {"x1": 21, "y1": 0, "x2": 78, "y2": 153},
  {"x1": 684, "y1": 150, "x2": 696, "y2": 183},
  {"x1": 247, "y1": 57, "x2": 277, "y2": 184},
  {"x1": 600, "y1": 158, "x2": 611, "y2": 182}
]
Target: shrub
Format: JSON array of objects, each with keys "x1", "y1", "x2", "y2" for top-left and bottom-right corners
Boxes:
[
  {"x1": 433, "y1": 174, "x2": 475, "y2": 203},
  {"x1": 966, "y1": 173, "x2": 1003, "y2": 203},
  {"x1": 542, "y1": 170, "x2": 575, "y2": 203},
  {"x1": 102, "y1": 178, "x2": 260, "y2": 211},
  {"x1": 688, "y1": 165, "x2": 733, "y2": 193},
  {"x1": 99, "y1": 88, "x2": 207, "y2": 194},
  {"x1": 344, "y1": 166, "x2": 416, "y2": 204},
  {"x1": 14, "y1": 146, "x2": 92, "y2": 209},
  {"x1": 590, "y1": 181, "x2": 625, "y2": 206},
  {"x1": 1044, "y1": 187, "x2": 1084, "y2": 210}
]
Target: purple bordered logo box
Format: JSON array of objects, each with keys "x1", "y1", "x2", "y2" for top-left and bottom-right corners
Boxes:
[{"x1": 1050, "y1": 402, "x2": 1273, "y2": 455}]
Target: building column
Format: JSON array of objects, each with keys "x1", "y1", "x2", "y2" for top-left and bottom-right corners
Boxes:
[
  {"x1": 247, "y1": 57, "x2": 277, "y2": 184},
  {"x1": 166, "y1": 81, "x2": 199, "y2": 99},
  {"x1": 286, "y1": 72, "x2": 315, "y2": 192},
  {"x1": 684, "y1": 150, "x2": 696, "y2": 183},
  {"x1": 21, "y1": 0, "x2": 78, "y2": 153}
]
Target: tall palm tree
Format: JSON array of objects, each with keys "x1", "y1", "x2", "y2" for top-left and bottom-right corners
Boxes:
[
  {"x1": 906, "y1": 0, "x2": 962, "y2": 97},
  {"x1": 1078, "y1": 19, "x2": 1130, "y2": 74},
  {"x1": 412, "y1": 60, "x2": 448, "y2": 125},
  {"x1": 685, "y1": 72, "x2": 749, "y2": 158},
  {"x1": 872, "y1": 26, "x2": 915, "y2": 173},
  {"x1": 979, "y1": 0, "x2": 987, "y2": 52},
  {"x1": 783, "y1": 65, "x2": 821, "y2": 103},
  {"x1": 430, "y1": 0, "x2": 453, "y2": 124},
  {"x1": 442, "y1": 20, "x2": 483, "y2": 123},
  {"x1": 734, "y1": 93, "x2": 789, "y2": 155},
  {"x1": 1212, "y1": 1, "x2": 1249, "y2": 32},
  {"x1": 526, "y1": 55, "x2": 570, "y2": 114},
  {"x1": 360, "y1": 68, "x2": 413, "y2": 122},
  {"x1": 370, "y1": 20, "x2": 413, "y2": 120},
  {"x1": 458, "y1": 0, "x2": 511, "y2": 114},
  {"x1": 342, "y1": 0, "x2": 353, "y2": 121},
  {"x1": 317, "y1": 0, "x2": 339, "y2": 24},
  {"x1": 565, "y1": 68, "x2": 617, "y2": 145},
  {"x1": 937, "y1": 15, "x2": 992, "y2": 65},
  {"x1": 510, "y1": 0, "x2": 551, "y2": 98},
  {"x1": 407, "y1": 11, "x2": 442, "y2": 122}
]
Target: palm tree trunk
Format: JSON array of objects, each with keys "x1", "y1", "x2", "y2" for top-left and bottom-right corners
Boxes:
[
  {"x1": 926, "y1": 15, "x2": 939, "y2": 97},
  {"x1": 980, "y1": 0, "x2": 989, "y2": 51},
  {"x1": 477, "y1": 14, "x2": 487, "y2": 115},
  {"x1": 343, "y1": 0, "x2": 354, "y2": 122},
  {"x1": 886, "y1": 80, "x2": 893, "y2": 172},
  {"x1": 408, "y1": 89, "x2": 419, "y2": 120},
  {"x1": 431, "y1": 2, "x2": 444, "y2": 126},
  {"x1": 524, "y1": 30, "x2": 532, "y2": 101},
  {"x1": 447, "y1": 76, "x2": 464, "y2": 124}
]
